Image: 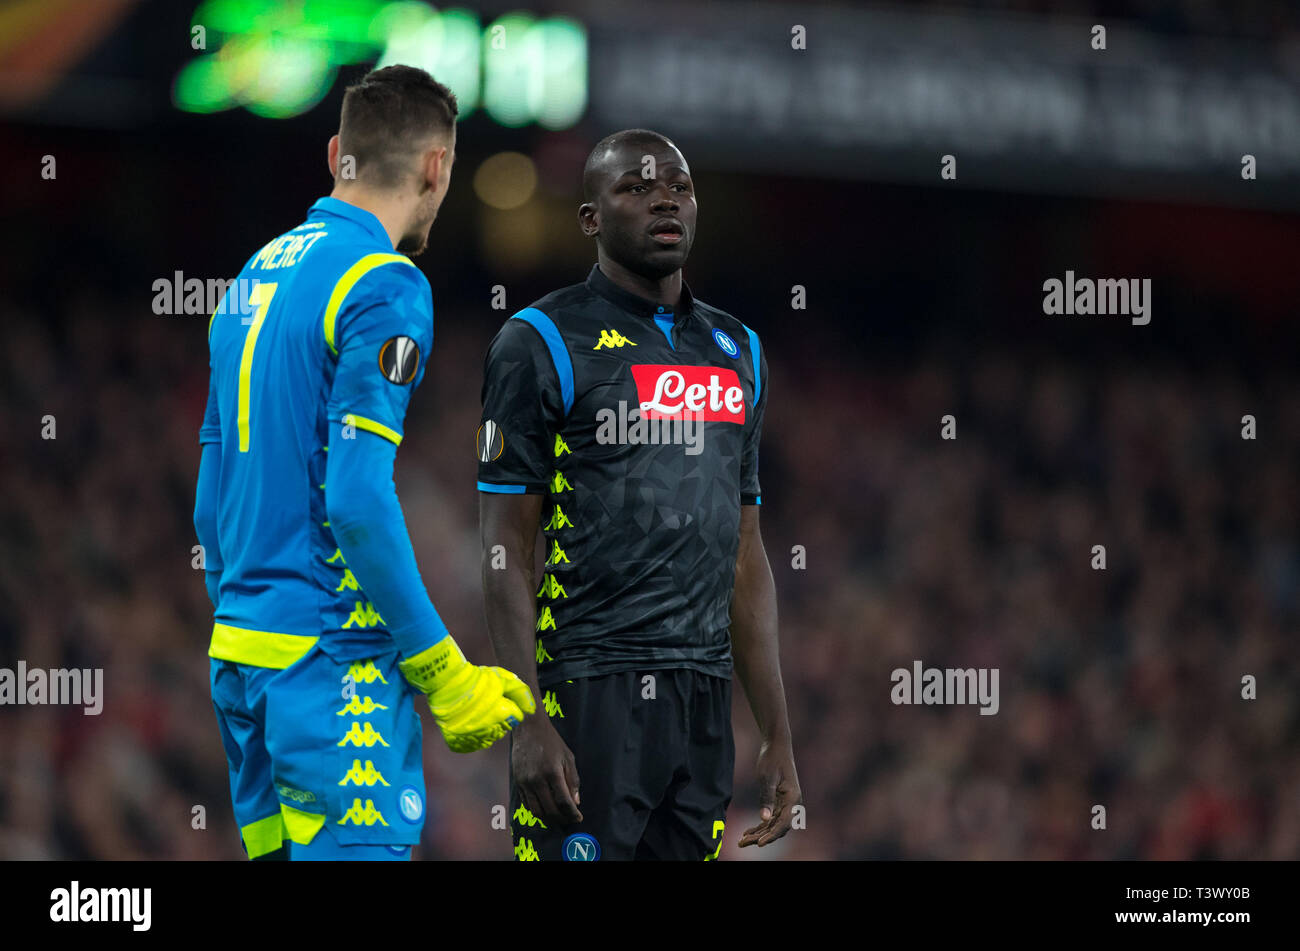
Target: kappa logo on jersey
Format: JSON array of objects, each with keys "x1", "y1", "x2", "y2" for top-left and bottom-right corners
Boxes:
[
  {"x1": 593, "y1": 329, "x2": 637, "y2": 350},
  {"x1": 339, "y1": 798, "x2": 388, "y2": 827},
  {"x1": 338, "y1": 722, "x2": 390, "y2": 747},
  {"x1": 378, "y1": 335, "x2": 420, "y2": 384},
  {"x1": 630, "y1": 365, "x2": 746, "y2": 423},
  {"x1": 513, "y1": 804, "x2": 548, "y2": 829},
  {"x1": 347, "y1": 660, "x2": 388, "y2": 684},
  {"x1": 339, "y1": 759, "x2": 390, "y2": 787},
  {"x1": 477, "y1": 420, "x2": 504, "y2": 462}
]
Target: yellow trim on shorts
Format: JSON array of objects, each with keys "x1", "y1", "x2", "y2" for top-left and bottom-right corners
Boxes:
[
  {"x1": 342, "y1": 413, "x2": 402, "y2": 446},
  {"x1": 242, "y1": 813, "x2": 287, "y2": 859},
  {"x1": 281, "y1": 803, "x2": 327, "y2": 846},
  {"x1": 209, "y1": 623, "x2": 318, "y2": 670}
]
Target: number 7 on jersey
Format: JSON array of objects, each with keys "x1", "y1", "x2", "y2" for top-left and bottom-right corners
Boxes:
[{"x1": 237, "y1": 281, "x2": 278, "y2": 452}]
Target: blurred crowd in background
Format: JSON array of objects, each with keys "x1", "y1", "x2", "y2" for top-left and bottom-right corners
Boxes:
[
  {"x1": 1, "y1": 0, "x2": 1298, "y2": 861},
  {"x1": 0, "y1": 281, "x2": 1294, "y2": 859}
]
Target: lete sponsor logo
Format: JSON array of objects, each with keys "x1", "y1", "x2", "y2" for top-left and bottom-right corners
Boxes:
[{"x1": 630, "y1": 365, "x2": 746, "y2": 423}]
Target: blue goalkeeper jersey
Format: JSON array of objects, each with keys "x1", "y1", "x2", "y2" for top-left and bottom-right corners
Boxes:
[{"x1": 201, "y1": 196, "x2": 433, "y2": 667}]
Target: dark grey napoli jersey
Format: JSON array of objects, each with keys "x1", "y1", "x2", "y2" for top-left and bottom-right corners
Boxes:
[{"x1": 477, "y1": 264, "x2": 767, "y2": 688}]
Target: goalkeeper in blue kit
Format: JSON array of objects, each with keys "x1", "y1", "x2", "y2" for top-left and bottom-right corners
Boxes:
[{"x1": 193, "y1": 66, "x2": 533, "y2": 861}]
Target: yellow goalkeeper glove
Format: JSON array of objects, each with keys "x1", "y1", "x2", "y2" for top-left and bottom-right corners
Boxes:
[{"x1": 398, "y1": 636, "x2": 535, "y2": 753}]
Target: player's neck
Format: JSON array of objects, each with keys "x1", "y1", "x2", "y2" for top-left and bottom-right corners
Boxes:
[
  {"x1": 329, "y1": 186, "x2": 407, "y2": 251},
  {"x1": 597, "y1": 255, "x2": 682, "y2": 310}
]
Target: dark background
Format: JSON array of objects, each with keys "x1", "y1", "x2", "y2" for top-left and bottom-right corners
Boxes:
[{"x1": 1, "y1": 0, "x2": 1298, "y2": 859}]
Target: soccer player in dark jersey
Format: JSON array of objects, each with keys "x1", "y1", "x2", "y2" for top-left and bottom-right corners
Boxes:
[{"x1": 478, "y1": 129, "x2": 801, "y2": 860}]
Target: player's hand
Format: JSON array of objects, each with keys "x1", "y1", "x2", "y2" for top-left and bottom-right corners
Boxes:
[
  {"x1": 738, "y1": 739, "x2": 801, "y2": 847},
  {"x1": 399, "y1": 637, "x2": 535, "y2": 753},
  {"x1": 512, "y1": 716, "x2": 583, "y2": 826}
]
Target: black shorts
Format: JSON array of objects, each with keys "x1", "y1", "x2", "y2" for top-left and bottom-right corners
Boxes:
[{"x1": 509, "y1": 669, "x2": 734, "y2": 861}]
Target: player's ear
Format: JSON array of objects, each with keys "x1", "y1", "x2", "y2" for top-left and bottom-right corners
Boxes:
[
  {"x1": 578, "y1": 201, "x2": 598, "y2": 237},
  {"x1": 327, "y1": 135, "x2": 340, "y2": 179},
  {"x1": 422, "y1": 143, "x2": 447, "y2": 194}
]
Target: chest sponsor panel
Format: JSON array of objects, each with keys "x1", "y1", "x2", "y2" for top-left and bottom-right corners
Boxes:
[{"x1": 628, "y1": 364, "x2": 746, "y2": 423}]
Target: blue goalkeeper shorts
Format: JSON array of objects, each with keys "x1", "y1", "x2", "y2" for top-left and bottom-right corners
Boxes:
[{"x1": 210, "y1": 642, "x2": 427, "y2": 860}]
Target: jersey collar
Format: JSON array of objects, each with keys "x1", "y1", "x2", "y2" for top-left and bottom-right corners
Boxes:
[
  {"x1": 586, "y1": 263, "x2": 695, "y2": 319},
  {"x1": 308, "y1": 197, "x2": 394, "y2": 248}
]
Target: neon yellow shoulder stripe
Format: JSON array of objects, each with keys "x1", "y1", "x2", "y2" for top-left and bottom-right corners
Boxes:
[
  {"x1": 342, "y1": 413, "x2": 402, "y2": 446},
  {"x1": 324, "y1": 253, "x2": 413, "y2": 355}
]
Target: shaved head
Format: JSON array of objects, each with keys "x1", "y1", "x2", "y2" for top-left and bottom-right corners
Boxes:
[
  {"x1": 339, "y1": 65, "x2": 458, "y2": 190},
  {"x1": 582, "y1": 128, "x2": 678, "y2": 201},
  {"x1": 578, "y1": 129, "x2": 696, "y2": 286},
  {"x1": 330, "y1": 64, "x2": 459, "y2": 257}
]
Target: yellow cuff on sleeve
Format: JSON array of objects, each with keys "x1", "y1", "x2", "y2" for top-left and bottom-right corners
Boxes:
[{"x1": 341, "y1": 413, "x2": 402, "y2": 446}]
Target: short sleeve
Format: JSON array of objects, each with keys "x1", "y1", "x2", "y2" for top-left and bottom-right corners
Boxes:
[
  {"x1": 325, "y1": 263, "x2": 433, "y2": 447},
  {"x1": 199, "y1": 368, "x2": 221, "y2": 445},
  {"x1": 740, "y1": 332, "x2": 767, "y2": 505},
  {"x1": 476, "y1": 315, "x2": 565, "y2": 493}
]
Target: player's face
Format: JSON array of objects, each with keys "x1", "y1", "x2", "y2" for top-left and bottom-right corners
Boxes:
[
  {"x1": 594, "y1": 143, "x2": 696, "y2": 280},
  {"x1": 399, "y1": 132, "x2": 455, "y2": 257}
]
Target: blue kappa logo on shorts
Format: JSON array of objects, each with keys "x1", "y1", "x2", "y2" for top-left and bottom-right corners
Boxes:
[
  {"x1": 399, "y1": 786, "x2": 423, "y2": 824},
  {"x1": 562, "y1": 833, "x2": 600, "y2": 861},
  {"x1": 712, "y1": 329, "x2": 739, "y2": 358}
]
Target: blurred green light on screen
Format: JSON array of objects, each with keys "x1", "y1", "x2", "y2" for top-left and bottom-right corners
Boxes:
[
  {"x1": 173, "y1": 57, "x2": 234, "y2": 113},
  {"x1": 530, "y1": 18, "x2": 586, "y2": 130},
  {"x1": 193, "y1": 0, "x2": 385, "y2": 42},
  {"x1": 374, "y1": 5, "x2": 481, "y2": 119},
  {"x1": 482, "y1": 14, "x2": 586, "y2": 129},
  {"x1": 174, "y1": 30, "x2": 339, "y2": 118},
  {"x1": 175, "y1": 0, "x2": 586, "y2": 127},
  {"x1": 241, "y1": 36, "x2": 335, "y2": 118},
  {"x1": 482, "y1": 13, "x2": 537, "y2": 128}
]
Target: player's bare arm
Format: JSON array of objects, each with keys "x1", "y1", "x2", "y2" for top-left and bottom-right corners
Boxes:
[
  {"x1": 481, "y1": 492, "x2": 583, "y2": 826},
  {"x1": 730, "y1": 504, "x2": 801, "y2": 847}
]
